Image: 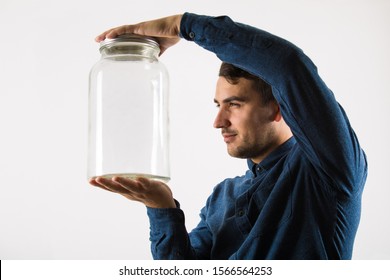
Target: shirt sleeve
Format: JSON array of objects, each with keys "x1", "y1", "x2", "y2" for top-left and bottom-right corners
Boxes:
[
  {"x1": 146, "y1": 201, "x2": 211, "y2": 259},
  {"x1": 180, "y1": 12, "x2": 367, "y2": 197}
]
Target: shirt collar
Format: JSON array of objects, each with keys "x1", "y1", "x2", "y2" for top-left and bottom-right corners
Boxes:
[{"x1": 247, "y1": 137, "x2": 296, "y2": 175}]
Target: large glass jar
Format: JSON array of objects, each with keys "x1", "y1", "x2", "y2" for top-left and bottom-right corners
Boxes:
[{"x1": 88, "y1": 35, "x2": 170, "y2": 182}]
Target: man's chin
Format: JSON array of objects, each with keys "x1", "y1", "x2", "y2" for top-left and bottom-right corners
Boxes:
[{"x1": 227, "y1": 147, "x2": 247, "y2": 159}]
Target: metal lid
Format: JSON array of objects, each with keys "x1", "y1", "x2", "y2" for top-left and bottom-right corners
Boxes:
[{"x1": 99, "y1": 34, "x2": 160, "y2": 52}]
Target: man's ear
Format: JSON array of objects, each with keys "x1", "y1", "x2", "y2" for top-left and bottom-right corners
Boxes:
[{"x1": 270, "y1": 102, "x2": 282, "y2": 122}]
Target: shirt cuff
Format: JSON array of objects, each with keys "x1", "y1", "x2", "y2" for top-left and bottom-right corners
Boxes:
[
  {"x1": 146, "y1": 202, "x2": 185, "y2": 230},
  {"x1": 179, "y1": 12, "x2": 209, "y2": 41}
]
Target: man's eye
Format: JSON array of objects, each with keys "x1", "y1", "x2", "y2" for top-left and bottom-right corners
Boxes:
[{"x1": 229, "y1": 102, "x2": 240, "y2": 107}]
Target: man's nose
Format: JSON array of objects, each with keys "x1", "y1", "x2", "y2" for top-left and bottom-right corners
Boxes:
[{"x1": 213, "y1": 109, "x2": 230, "y2": 129}]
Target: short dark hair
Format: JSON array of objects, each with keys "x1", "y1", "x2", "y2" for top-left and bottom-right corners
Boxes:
[{"x1": 219, "y1": 62, "x2": 275, "y2": 105}]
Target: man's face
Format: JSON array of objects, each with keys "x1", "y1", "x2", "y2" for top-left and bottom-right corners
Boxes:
[{"x1": 214, "y1": 77, "x2": 279, "y2": 163}]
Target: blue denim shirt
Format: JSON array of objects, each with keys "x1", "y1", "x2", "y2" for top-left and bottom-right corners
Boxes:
[{"x1": 146, "y1": 13, "x2": 367, "y2": 260}]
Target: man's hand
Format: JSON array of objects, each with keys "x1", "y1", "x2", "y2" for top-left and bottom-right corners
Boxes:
[
  {"x1": 95, "y1": 14, "x2": 183, "y2": 55},
  {"x1": 90, "y1": 176, "x2": 176, "y2": 208}
]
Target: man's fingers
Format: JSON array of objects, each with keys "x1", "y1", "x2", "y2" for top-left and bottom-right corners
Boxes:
[
  {"x1": 94, "y1": 177, "x2": 133, "y2": 194},
  {"x1": 89, "y1": 178, "x2": 116, "y2": 193},
  {"x1": 134, "y1": 177, "x2": 151, "y2": 186},
  {"x1": 95, "y1": 14, "x2": 182, "y2": 44},
  {"x1": 106, "y1": 25, "x2": 134, "y2": 39},
  {"x1": 91, "y1": 176, "x2": 174, "y2": 208},
  {"x1": 89, "y1": 178, "x2": 100, "y2": 187},
  {"x1": 95, "y1": 24, "x2": 140, "y2": 42},
  {"x1": 91, "y1": 176, "x2": 145, "y2": 195},
  {"x1": 112, "y1": 176, "x2": 145, "y2": 192}
]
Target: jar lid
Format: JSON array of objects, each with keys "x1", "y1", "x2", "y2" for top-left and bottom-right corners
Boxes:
[{"x1": 99, "y1": 34, "x2": 160, "y2": 52}]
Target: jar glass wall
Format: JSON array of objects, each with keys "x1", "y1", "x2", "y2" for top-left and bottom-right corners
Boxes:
[{"x1": 88, "y1": 35, "x2": 170, "y2": 182}]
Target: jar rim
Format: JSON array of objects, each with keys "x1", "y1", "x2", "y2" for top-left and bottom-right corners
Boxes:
[{"x1": 99, "y1": 34, "x2": 160, "y2": 52}]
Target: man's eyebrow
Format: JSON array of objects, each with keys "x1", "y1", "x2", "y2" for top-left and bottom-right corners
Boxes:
[{"x1": 213, "y1": 96, "x2": 248, "y2": 104}]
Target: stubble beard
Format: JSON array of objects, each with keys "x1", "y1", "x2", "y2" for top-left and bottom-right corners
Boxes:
[
  {"x1": 227, "y1": 137, "x2": 263, "y2": 160},
  {"x1": 226, "y1": 130, "x2": 276, "y2": 161}
]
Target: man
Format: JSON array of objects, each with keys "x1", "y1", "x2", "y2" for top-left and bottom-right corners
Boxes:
[{"x1": 90, "y1": 13, "x2": 367, "y2": 259}]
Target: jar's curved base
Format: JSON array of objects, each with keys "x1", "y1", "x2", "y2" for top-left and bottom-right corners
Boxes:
[{"x1": 90, "y1": 173, "x2": 170, "y2": 183}]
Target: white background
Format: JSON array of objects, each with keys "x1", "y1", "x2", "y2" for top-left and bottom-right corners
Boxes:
[{"x1": 0, "y1": 0, "x2": 389, "y2": 260}]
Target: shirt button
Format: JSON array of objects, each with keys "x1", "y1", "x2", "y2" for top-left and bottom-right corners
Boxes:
[
  {"x1": 237, "y1": 210, "x2": 245, "y2": 217},
  {"x1": 257, "y1": 166, "x2": 264, "y2": 173},
  {"x1": 188, "y1": 31, "x2": 195, "y2": 39}
]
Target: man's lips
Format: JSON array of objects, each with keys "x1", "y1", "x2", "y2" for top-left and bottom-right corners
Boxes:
[{"x1": 222, "y1": 133, "x2": 237, "y2": 143}]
